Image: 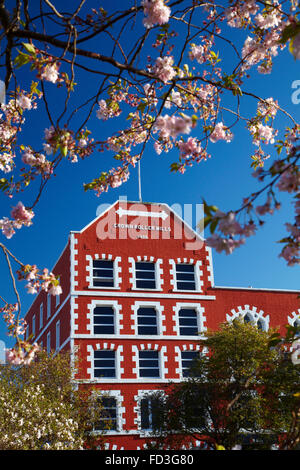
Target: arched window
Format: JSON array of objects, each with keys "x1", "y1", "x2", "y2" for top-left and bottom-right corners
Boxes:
[{"x1": 226, "y1": 306, "x2": 269, "y2": 331}]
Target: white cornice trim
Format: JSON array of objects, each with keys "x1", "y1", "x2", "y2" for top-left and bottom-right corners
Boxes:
[
  {"x1": 71, "y1": 290, "x2": 216, "y2": 300},
  {"x1": 213, "y1": 285, "x2": 300, "y2": 293}
]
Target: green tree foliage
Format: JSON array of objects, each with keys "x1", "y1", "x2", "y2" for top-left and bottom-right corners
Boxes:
[{"x1": 150, "y1": 321, "x2": 300, "y2": 450}]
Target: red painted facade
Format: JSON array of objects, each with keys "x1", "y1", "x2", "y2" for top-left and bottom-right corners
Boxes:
[{"x1": 24, "y1": 200, "x2": 300, "y2": 450}]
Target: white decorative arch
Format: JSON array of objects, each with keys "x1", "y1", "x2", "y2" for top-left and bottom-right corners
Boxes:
[{"x1": 226, "y1": 305, "x2": 270, "y2": 331}]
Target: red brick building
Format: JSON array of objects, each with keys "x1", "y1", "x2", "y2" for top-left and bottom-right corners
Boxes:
[{"x1": 24, "y1": 199, "x2": 300, "y2": 450}]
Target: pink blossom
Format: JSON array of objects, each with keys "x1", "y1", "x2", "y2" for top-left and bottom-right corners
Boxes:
[
  {"x1": 164, "y1": 90, "x2": 182, "y2": 109},
  {"x1": 153, "y1": 114, "x2": 192, "y2": 140},
  {"x1": 0, "y1": 217, "x2": 16, "y2": 238},
  {"x1": 22, "y1": 147, "x2": 36, "y2": 166},
  {"x1": 225, "y1": 1, "x2": 258, "y2": 28},
  {"x1": 279, "y1": 244, "x2": 299, "y2": 266},
  {"x1": 217, "y1": 211, "x2": 242, "y2": 236},
  {"x1": 255, "y1": 12, "x2": 282, "y2": 30},
  {"x1": 292, "y1": 33, "x2": 300, "y2": 60},
  {"x1": 96, "y1": 99, "x2": 120, "y2": 120},
  {"x1": 142, "y1": 0, "x2": 171, "y2": 28},
  {"x1": 152, "y1": 56, "x2": 176, "y2": 83},
  {"x1": 154, "y1": 142, "x2": 163, "y2": 155},
  {"x1": 43, "y1": 142, "x2": 53, "y2": 155},
  {"x1": 44, "y1": 126, "x2": 55, "y2": 140},
  {"x1": 257, "y1": 97, "x2": 278, "y2": 118},
  {"x1": 11, "y1": 201, "x2": 34, "y2": 226},
  {"x1": 250, "y1": 123, "x2": 277, "y2": 145},
  {"x1": 256, "y1": 199, "x2": 273, "y2": 216},
  {"x1": 177, "y1": 137, "x2": 203, "y2": 159},
  {"x1": 17, "y1": 94, "x2": 32, "y2": 110},
  {"x1": 0, "y1": 152, "x2": 14, "y2": 173},
  {"x1": 6, "y1": 348, "x2": 25, "y2": 365},
  {"x1": 41, "y1": 63, "x2": 59, "y2": 83},
  {"x1": 189, "y1": 44, "x2": 206, "y2": 64},
  {"x1": 209, "y1": 122, "x2": 233, "y2": 143},
  {"x1": 49, "y1": 284, "x2": 63, "y2": 296},
  {"x1": 206, "y1": 233, "x2": 245, "y2": 255},
  {"x1": 276, "y1": 167, "x2": 300, "y2": 193}
]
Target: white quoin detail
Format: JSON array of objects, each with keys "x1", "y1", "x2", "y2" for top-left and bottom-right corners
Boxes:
[{"x1": 116, "y1": 208, "x2": 169, "y2": 220}]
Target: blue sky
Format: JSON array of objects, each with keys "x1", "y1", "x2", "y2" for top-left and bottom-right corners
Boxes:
[{"x1": 0, "y1": 1, "x2": 299, "y2": 349}]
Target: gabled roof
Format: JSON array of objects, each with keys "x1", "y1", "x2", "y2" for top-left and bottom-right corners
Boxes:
[{"x1": 73, "y1": 199, "x2": 205, "y2": 244}]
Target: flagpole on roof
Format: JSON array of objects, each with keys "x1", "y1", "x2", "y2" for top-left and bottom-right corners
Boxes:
[{"x1": 138, "y1": 158, "x2": 142, "y2": 202}]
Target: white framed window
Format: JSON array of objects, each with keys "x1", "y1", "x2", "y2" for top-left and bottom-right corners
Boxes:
[
  {"x1": 92, "y1": 259, "x2": 114, "y2": 288},
  {"x1": 227, "y1": 306, "x2": 269, "y2": 332},
  {"x1": 181, "y1": 351, "x2": 199, "y2": 377},
  {"x1": 137, "y1": 307, "x2": 158, "y2": 335},
  {"x1": 135, "y1": 261, "x2": 156, "y2": 289},
  {"x1": 92, "y1": 390, "x2": 124, "y2": 433},
  {"x1": 95, "y1": 397, "x2": 118, "y2": 431},
  {"x1": 88, "y1": 300, "x2": 121, "y2": 336},
  {"x1": 47, "y1": 293, "x2": 51, "y2": 319},
  {"x1": 56, "y1": 320, "x2": 60, "y2": 350},
  {"x1": 129, "y1": 257, "x2": 163, "y2": 291},
  {"x1": 178, "y1": 308, "x2": 198, "y2": 336},
  {"x1": 94, "y1": 350, "x2": 116, "y2": 378},
  {"x1": 244, "y1": 312, "x2": 266, "y2": 330},
  {"x1": 39, "y1": 303, "x2": 43, "y2": 329},
  {"x1": 86, "y1": 255, "x2": 122, "y2": 290},
  {"x1": 131, "y1": 301, "x2": 164, "y2": 337},
  {"x1": 140, "y1": 396, "x2": 160, "y2": 430},
  {"x1": 135, "y1": 390, "x2": 164, "y2": 432},
  {"x1": 94, "y1": 306, "x2": 115, "y2": 335},
  {"x1": 174, "y1": 303, "x2": 206, "y2": 337},
  {"x1": 169, "y1": 259, "x2": 203, "y2": 292},
  {"x1": 32, "y1": 314, "x2": 36, "y2": 338},
  {"x1": 175, "y1": 263, "x2": 196, "y2": 290},
  {"x1": 47, "y1": 331, "x2": 51, "y2": 354},
  {"x1": 138, "y1": 350, "x2": 160, "y2": 378}
]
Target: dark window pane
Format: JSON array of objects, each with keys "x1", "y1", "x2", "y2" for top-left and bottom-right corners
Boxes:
[
  {"x1": 93, "y1": 279, "x2": 114, "y2": 287},
  {"x1": 136, "y1": 270, "x2": 155, "y2": 279},
  {"x1": 94, "y1": 306, "x2": 114, "y2": 314},
  {"x1": 138, "y1": 326, "x2": 157, "y2": 335},
  {"x1": 94, "y1": 359, "x2": 115, "y2": 367},
  {"x1": 140, "y1": 369, "x2": 160, "y2": 378},
  {"x1": 141, "y1": 399, "x2": 150, "y2": 429},
  {"x1": 136, "y1": 262, "x2": 155, "y2": 271},
  {"x1": 182, "y1": 351, "x2": 198, "y2": 359},
  {"x1": 95, "y1": 398, "x2": 117, "y2": 431},
  {"x1": 136, "y1": 280, "x2": 156, "y2": 289},
  {"x1": 94, "y1": 315, "x2": 114, "y2": 324},
  {"x1": 179, "y1": 327, "x2": 198, "y2": 336},
  {"x1": 95, "y1": 350, "x2": 115, "y2": 358},
  {"x1": 176, "y1": 264, "x2": 194, "y2": 272},
  {"x1": 93, "y1": 269, "x2": 114, "y2": 278},
  {"x1": 139, "y1": 351, "x2": 158, "y2": 359},
  {"x1": 92, "y1": 260, "x2": 114, "y2": 287},
  {"x1": 94, "y1": 325, "x2": 114, "y2": 334},
  {"x1": 94, "y1": 369, "x2": 116, "y2": 378},
  {"x1": 93, "y1": 260, "x2": 113, "y2": 269},
  {"x1": 177, "y1": 281, "x2": 196, "y2": 290},
  {"x1": 137, "y1": 308, "x2": 157, "y2": 335},
  {"x1": 179, "y1": 309, "x2": 197, "y2": 317},
  {"x1": 135, "y1": 262, "x2": 156, "y2": 289},
  {"x1": 138, "y1": 316, "x2": 157, "y2": 325},
  {"x1": 139, "y1": 360, "x2": 159, "y2": 368},
  {"x1": 176, "y1": 272, "x2": 195, "y2": 281},
  {"x1": 138, "y1": 308, "x2": 156, "y2": 316},
  {"x1": 179, "y1": 318, "x2": 197, "y2": 326}
]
